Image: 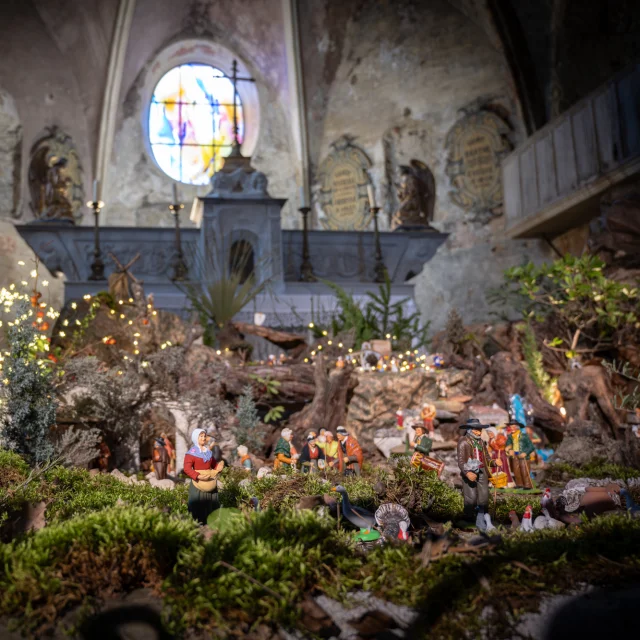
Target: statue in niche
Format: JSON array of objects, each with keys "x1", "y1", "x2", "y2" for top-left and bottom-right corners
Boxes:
[
  {"x1": 392, "y1": 160, "x2": 436, "y2": 230},
  {"x1": 28, "y1": 127, "x2": 83, "y2": 224}
]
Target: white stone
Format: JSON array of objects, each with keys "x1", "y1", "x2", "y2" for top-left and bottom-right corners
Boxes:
[{"x1": 148, "y1": 478, "x2": 174, "y2": 491}]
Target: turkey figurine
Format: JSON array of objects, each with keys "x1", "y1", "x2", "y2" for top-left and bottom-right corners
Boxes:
[{"x1": 375, "y1": 503, "x2": 411, "y2": 542}]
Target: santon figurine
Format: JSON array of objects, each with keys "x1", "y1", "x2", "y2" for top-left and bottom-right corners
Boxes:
[
  {"x1": 505, "y1": 421, "x2": 536, "y2": 490},
  {"x1": 457, "y1": 418, "x2": 495, "y2": 530},
  {"x1": 420, "y1": 402, "x2": 437, "y2": 435},
  {"x1": 299, "y1": 433, "x2": 326, "y2": 473},
  {"x1": 336, "y1": 426, "x2": 363, "y2": 476},
  {"x1": 274, "y1": 427, "x2": 298, "y2": 470},
  {"x1": 236, "y1": 444, "x2": 253, "y2": 472},
  {"x1": 184, "y1": 428, "x2": 224, "y2": 524},
  {"x1": 152, "y1": 437, "x2": 170, "y2": 480}
]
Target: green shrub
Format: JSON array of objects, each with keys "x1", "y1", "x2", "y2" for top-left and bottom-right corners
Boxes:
[
  {"x1": 493, "y1": 254, "x2": 639, "y2": 360},
  {"x1": 0, "y1": 299, "x2": 56, "y2": 464}
]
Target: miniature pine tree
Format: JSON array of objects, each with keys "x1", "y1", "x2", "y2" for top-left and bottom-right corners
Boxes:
[
  {"x1": 0, "y1": 300, "x2": 56, "y2": 464},
  {"x1": 445, "y1": 307, "x2": 466, "y2": 354},
  {"x1": 235, "y1": 385, "x2": 263, "y2": 449}
]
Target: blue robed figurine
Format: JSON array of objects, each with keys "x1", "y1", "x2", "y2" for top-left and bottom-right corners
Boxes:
[{"x1": 509, "y1": 394, "x2": 527, "y2": 427}]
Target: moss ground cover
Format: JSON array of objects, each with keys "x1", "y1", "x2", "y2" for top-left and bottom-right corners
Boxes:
[
  {"x1": 1, "y1": 451, "x2": 640, "y2": 638},
  {"x1": 544, "y1": 459, "x2": 640, "y2": 484}
]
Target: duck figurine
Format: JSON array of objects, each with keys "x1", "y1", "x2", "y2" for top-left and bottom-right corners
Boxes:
[
  {"x1": 374, "y1": 503, "x2": 411, "y2": 542},
  {"x1": 332, "y1": 485, "x2": 378, "y2": 540}
]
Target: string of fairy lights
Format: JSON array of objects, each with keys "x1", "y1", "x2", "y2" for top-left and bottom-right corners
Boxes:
[
  {"x1": 0, "y1": 259, "x2": 60, "y2": 384},
  {"x1": 302, "y1": 322, "x2": 443, "y2": 372},
  {"x1": 2, "y1": 259, "x2": 444, "y2": 378},
  {"x1": 0, "y1": 259, "x2": 171, "y2": 378}
]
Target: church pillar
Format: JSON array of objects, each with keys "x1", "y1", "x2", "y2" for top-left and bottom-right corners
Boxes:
[{"x1": 96, "y1": 0, "x2": 136, "y2": 224}]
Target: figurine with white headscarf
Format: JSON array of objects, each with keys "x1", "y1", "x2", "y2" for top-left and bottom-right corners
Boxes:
[{"x1": 183, "y1": 428, "x2": 224, "y2": 524}]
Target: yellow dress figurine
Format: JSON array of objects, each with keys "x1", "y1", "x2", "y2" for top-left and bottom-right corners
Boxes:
[{"x1": 317, "y1": 431, "x2": 339, "y2": 468}]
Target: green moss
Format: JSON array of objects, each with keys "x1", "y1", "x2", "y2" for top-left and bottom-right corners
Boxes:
[
  {"x1": 2, "y1": 451, "x2": 640, "y2": 638},
  {"x1": 545, "y1": 459, "x2": 640, "y2": 483},
  {"x1": 0, "y1": 507, "x2": 201, "y2": 635},
  {"x1": 0, "y1": 449, "x2": 30, "y2": 480},
  {"x1": 42, "y1": 466, "x2": 189, "y2": 522}
]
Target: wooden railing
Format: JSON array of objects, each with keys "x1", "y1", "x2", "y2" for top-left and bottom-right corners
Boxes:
[{"x1": 503, "y1": 63, "x2": 640, "y2": 238}]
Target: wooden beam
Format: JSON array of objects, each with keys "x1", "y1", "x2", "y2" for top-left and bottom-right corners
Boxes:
[{"x1": 506, "y1": 154, "x2": 640, "y2": 238}]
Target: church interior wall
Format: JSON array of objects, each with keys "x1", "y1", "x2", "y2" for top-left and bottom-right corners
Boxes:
[
  {"x1": 299, "y1": 0, "x2": 553, "y2": 330},
  {"x1": 301, "y1": 0, "x2": 527, "y2": 243},
  {"x1": 0, "y1": 0, "x2": 637, "y2": 335},
  {"x1": 105, "y1": 0, "x2": 299, "y2": 230}
]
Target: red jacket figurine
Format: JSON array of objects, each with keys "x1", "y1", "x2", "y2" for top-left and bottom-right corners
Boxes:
[{"x1": 336, "y1": 426, "x2": 363, "y2": 475}]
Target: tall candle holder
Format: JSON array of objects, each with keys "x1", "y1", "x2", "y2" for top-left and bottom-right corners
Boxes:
[
  {"x1": 87, "y1": 199, "x2": 105, "y2": 280},
  {"x1": 169, "y1": 201, "x2": 188, "y2": 281},
  {"x1": 371, "y1": 206, "x2": 387, "y2": 283},
  {"x1": 299, "y1": 206, "x2": 316, "y2": 282}
]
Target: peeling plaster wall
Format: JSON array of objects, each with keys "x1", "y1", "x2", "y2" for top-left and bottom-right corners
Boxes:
[
  {"x1": 0, "y1": 86, "x2": 64, "y2": 314},
  {"x1": 0, "y1": 0, "x2": 116, "y2": 225},
  {"x1": 299, "y1": 0, "x2": 550, "y2": 329},
  {"x1": 106, "y1": 0, "x2": 298, "y2": 229},
  {"x1": 300, "y1": 0, "x2": 525, "y2": 244}
]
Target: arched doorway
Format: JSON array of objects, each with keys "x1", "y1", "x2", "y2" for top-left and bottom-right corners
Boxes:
[{"x1": 229, "y1": 239, "x2": 255, "y2": 283}]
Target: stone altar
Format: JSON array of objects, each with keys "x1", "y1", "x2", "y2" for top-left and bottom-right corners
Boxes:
[{"x1": 16, "y1": 163, "x2": 448, "y2": 328}]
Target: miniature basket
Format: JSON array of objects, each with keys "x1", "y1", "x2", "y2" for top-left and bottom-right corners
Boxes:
[{"x1": 489, "y1": 472, "x2": 508, "y2": 488}]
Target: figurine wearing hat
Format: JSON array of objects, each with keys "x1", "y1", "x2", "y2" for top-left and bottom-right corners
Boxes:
[
  {"x1": 152, "y1": 436, "x2": 170, "y2": 480},
  {"x1": 299, "y1": 432, "x2": 326, "y2": 474},
  {"x1": 457, "y1": 418, "x2": 494, "y2": 529},
  {"x1": 411, "y1": 424, "x2": 433, "y2": 456},
  {"x1": 336, "y1": 426, "x2": 363, "y2": 476},
  {"x1": 505, "y1": 421, "x2": 536, "y2": 489}
]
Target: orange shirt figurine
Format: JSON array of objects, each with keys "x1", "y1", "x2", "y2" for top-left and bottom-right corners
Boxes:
[{"x1": 420, "y1": 402, "x2": 437, "y2": 434}]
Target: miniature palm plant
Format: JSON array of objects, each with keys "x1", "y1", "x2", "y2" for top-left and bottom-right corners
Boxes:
[{"x1": 181, "y1": 237, "x2": 268, "y2": 343}]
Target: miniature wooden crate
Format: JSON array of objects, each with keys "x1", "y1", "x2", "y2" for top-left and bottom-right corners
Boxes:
[{"x1": 410, "y1": 451, "x2": 445, "y2": 478}]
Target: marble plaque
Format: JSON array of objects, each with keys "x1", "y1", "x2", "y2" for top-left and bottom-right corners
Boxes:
[
  {"x1": 445, "y1": 110, "x2": 512, "y2": 223},
  {"x1": 318, "y1": 137, "x2": 372, "y2": 231}
]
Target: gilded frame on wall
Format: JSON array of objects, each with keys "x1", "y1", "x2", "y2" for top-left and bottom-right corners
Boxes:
[
  {"x1": 445, "y1": 110, "x2": 512, "y2": 224},
  {"x1": 317, "y1": 136, "x2": 373, "y2": 231}
]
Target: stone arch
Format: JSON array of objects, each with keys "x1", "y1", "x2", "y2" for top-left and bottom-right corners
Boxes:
[{"x1": 226, "y1": 228, "x2": 262, "y2": 282}]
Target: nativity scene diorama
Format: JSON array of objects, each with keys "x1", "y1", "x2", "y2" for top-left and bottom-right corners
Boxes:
[{"x1": 2, "y1": 4, "x2": 640, "y2": 638}]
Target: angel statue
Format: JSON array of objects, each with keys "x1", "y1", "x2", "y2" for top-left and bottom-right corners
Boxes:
[{"x1": 392, "y1": 160, "x2": 436, "y2": 231}]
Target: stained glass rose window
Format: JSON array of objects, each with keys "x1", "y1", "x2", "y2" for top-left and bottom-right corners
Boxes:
[{"x1": 148, "y1": 64, "x2": 244, "y2": 185}]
